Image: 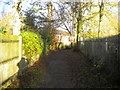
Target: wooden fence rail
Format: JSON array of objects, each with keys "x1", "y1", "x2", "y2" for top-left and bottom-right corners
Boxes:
[{"x1": 0, "y1": 34, "x2": 22, "y2": 88}]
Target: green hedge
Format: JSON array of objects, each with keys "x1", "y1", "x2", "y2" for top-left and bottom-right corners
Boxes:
[{"x1": 20, "y1": 31, "x2": 44, "y2": 62}]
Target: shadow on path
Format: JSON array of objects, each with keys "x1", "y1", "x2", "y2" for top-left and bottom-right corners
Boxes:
[{"x1": 8, "y1": 49, "x2": 111, "y2": 88}]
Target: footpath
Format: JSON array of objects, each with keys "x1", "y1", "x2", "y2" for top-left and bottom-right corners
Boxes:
[{"x1": 8, "y1": 49, "x2": 110, "y2": 88}]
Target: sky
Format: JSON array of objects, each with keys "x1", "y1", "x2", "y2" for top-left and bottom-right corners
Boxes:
[
  {"x1": 0, "y1": 0, "x2": 119, "y2": 25},
  {"x1": 0, "y1": 0, "x2": 118, "y2": 13},
  {"x1": 0, "y1": 0, "x2": 119, "y2": 32},
  {"x1": 0, "y1": 0, "x2": 13, "y2": 18}
]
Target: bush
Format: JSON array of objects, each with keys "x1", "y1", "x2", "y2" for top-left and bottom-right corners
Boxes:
[
  {"x1": 58, "y1": 42, "x2": 64, "y2": 49},
  {"x1": 20, "y1": 31, "x2": 44, "y2": 63},
  {"x1": 54, "y1": 42, "x2": 64, "y2": 49},
  {"x1": 0, "y1": 26, "x2": 7, "y2": 34},
  {"x1": 65, "y1": 45, "x2": 71, "y2": 49},
  {"x1": 39, "y1": 28, "x2": 53, "y2": 55}
]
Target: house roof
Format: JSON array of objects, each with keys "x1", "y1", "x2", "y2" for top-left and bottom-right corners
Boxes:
[{"x1": 54, "y1": 30, "x2": 70, "y2": 36}]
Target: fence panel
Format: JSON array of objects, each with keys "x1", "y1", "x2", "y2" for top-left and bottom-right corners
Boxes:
[
  {"x1": 0, "y1": 34, "x2": 22, "y2": 87},
  {"x1": 79, "y1": 35, "x2": 120, "y2": 83}
]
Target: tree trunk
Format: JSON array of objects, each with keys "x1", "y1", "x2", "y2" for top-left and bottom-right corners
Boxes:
[{"x1": 98, "y1": 0, "x2": 104, "y2": 38}]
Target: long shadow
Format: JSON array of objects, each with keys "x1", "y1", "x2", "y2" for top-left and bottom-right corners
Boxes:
[
  {"x1": 17, "y1": 57, "x2": 29, "y2": 88},
  {"x1": 16, "y1": 42, "x2": 49, "y2": 88}
]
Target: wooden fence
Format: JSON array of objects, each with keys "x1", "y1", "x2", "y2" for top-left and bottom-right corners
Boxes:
[
  {"x1": 79, "y1": 35, "x2": 120, "y2": 83},
  {"x1": 0, "y1": 34, "x2": 22, "y2": 88}
]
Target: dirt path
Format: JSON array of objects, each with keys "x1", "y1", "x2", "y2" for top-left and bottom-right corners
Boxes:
[
  {"x1": 41, "y1": 50, "x2": 74, "y2": 88},
  {"x1": 40, "y1": 49, "x2": 108, "y2": 88},
  {"x1": 8, "y1": 49, "x2": 110, "y2": 88}
]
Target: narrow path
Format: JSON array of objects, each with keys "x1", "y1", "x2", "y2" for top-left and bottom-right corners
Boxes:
[
  {"x1": 8, "y1": 49, "x2": 109, "y2": 88},
  {"x1": 40, "y1": 49, "x2": 109, "y2": 88},
  {"x1": 41, "y1": 50, "x2": 74, "y2": 88}
]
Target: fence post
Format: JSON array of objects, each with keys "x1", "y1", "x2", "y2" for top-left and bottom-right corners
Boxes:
[
  {"x1": 0, "y1": 34, "x2": 2, "y2": 89},
  {"x1": 19, "y1": 36, "x2": 22, "y2": 62}
]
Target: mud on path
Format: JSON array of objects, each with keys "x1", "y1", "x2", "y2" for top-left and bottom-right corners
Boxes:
[{"x1": 8, "y1": 49, "x2": 109, "y2": 88}]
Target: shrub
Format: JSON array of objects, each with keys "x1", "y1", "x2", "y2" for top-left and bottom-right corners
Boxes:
[
  {"x1": 20, "y1": 31, "x2": 44, "y2": 63},
  {"x1": 39, "y1": 28, "x2": 53, "y2": 55},
  {"x1": 65, "y1": 45, "x2": 71, "y2": 49},
  {"x1": 0, "y1": 26, "x2": 7, "y2": 34},
  {"x1": 58, "y1": 42, "x2": 64, "y2": 49},
  {"x1": 54, "y1": 42, "x2": 64, "y2": 49}
]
